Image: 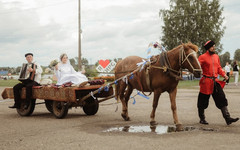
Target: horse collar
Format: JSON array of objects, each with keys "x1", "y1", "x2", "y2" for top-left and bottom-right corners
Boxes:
[{"x1": 150, "y1": 49, "x2": 183, "y2": 80}]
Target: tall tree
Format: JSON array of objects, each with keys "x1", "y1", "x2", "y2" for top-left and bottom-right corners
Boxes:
[
  {"x1": 160, "y1": 0, "x2": 225, "y2": 54},
  {"x1": 220, "y1": 51, "x2": 230, "y2": 67},
  {"x1": 81, "y1": 57, "x2": 89, "y2": 66},
  {"x1": 233, "y1": 49, "x2": 240, "y2": 61},
  {"x1": 69, "y1": 58, "x2": 78, "y2": 71}
]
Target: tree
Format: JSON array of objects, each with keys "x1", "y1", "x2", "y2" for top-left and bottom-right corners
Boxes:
[
  {"x1": 220, "y1": 51, "x2": 230, "y2": 67},
  {"x1": 233, "y1": 49, "x2": 240, "y2": 61},
  {"x1": 16, "y1": 66, "x2": 22, "y2": 74},
  {"x1": 69, "y1": 58, "x2": 78, "y2": 71},
  {"x1": 85, "y1": 67, "x2": 98, "y2": 77},
  {"x1": 81, "y1": 57, "x2": 89, "y2": 66},
  {"x1": 160, "y1": 0, "x2": 225, "y2": 54},
  {"x1": 72, "y1": 57, "x2": 89, "y2": 71}
]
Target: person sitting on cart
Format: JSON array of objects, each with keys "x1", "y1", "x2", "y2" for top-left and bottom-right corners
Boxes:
[
  {"x1": 9, "y1": 53, "x2": 43, "y2": 109},
  {"x1": 54, "y1": 53, "x2": 88, "y2": 87}
]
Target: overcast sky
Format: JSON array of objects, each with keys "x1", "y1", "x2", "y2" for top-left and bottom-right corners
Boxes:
[{"x1": 0, "y1": 0, "x2": 239, "y2": 67}]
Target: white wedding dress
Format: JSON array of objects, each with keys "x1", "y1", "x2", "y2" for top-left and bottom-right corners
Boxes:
[{"x1": 55, "y1": 63, "x2": 88, "y2": 86}]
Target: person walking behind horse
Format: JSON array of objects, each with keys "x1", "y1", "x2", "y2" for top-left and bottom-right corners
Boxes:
[
  {"x1": 9, "y1": 53, "x2": 42, "y2": 109},
  {"x1": 224, "y1": 62, "x2": 230, "y2": 85},
  {"x1": 232, "y1": 61, "x2": 239, "y2": 86},
  {"x1": 197, "y1": 40, "x2": 239, "y2": 125}
]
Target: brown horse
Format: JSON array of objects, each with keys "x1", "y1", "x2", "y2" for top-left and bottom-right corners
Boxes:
[{"x1": 114, "y1": 43, "x2": 202, "y2": 130}]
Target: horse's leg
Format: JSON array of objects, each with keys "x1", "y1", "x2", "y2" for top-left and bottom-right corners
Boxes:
[
  {"x1": 169, "y1": 88, "x2": 183, "y2": 131},
  {"x1": 121, "y1": 85, "x2": 133, "y2": 121},
  {"x1": 119, "y1": 82, "x2": 129, "y2": 121},
  {"x1": 150, "y1": 91, "x2": 161, "y2": 126}
]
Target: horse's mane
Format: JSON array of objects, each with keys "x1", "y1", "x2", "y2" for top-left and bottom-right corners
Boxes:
[
  {"x1": 183, "y1": 42, "x2": 198, "y2": 52},
  {"x1": 169, "y1": 42, "x2": 199, "y2": 53}
]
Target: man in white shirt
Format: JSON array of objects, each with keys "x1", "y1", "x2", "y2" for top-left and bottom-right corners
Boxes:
[
  {"x1": 233, "y1": 61, "x2": 239, "y2": 86},
  {"x1": 9, "y1": 53, "x2": 42, "y2": 109},
  {"x1": 224, "y1": 62, "x2": 230, "y2": 84}
]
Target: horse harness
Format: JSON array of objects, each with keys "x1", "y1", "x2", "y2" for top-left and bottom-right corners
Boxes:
[
  {"x1": 142, "y1": 46, "x2": 201, "y2": 92},
  {"x1": 117, "y1": 46, "x2": 201, "y2": 96}
]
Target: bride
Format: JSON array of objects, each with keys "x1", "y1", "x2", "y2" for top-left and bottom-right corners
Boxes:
[{"x1": 55, "y1": 53, "x2": 88, "y2": 86}]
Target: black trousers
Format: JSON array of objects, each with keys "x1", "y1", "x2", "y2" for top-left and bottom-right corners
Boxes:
[
  {"x1": 13, "y1": 81, "x2": 40, "y2": 106},
  {"x1": 226, "y1": 72, "x2": 230, "y2": 83},
  {"x1": 197, "y1": 82, "x2": 228, "y2": 109}
]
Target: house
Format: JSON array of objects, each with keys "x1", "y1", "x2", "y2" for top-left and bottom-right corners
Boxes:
[{"x1": 0, "y1": 70, "x2": 8, "y2": 75}]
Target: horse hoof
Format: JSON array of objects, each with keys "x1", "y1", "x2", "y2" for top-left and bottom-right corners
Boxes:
[
  {"x1": 176, "y1": 124, "x2": 184, "y2": 131},
  {"x1": 121, "y1": 114, "x2": 130, "y2": 121},
  {"x1": 150, "y1": 121, "x2": 158, "y2": 126}
]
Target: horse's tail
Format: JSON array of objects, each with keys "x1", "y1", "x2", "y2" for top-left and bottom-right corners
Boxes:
[
  {"x1": 114, "y1": 60, "x2": 122, "y2": 102},
  {"x1": 114, "y1": 80, "x2": 120, "y2": 101}
]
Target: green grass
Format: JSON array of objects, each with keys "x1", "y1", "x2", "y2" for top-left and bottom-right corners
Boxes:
[
  {"x1": 177, "y1": 76, "x2": 239, "y2": 89},
  {"x1": 0, "y1": 79, "x2": 20, "y2": 87},
  {"x1": 0, "y1": 76, "x2": 238, "y2": 89},
  {"x1": 177, "y1": 80, "x2": 199, "y2": 89},
  {"x1": 0, "y1": 79, "x2": 200, "y2": 88}
]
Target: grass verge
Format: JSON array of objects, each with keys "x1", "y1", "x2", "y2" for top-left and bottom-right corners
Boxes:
[
  {"x1": 0, "y1": 77, "x2": 237, "y2": 89},
  {"x1": 0, "y1": 79, "x2": 20, "y2": 87}
]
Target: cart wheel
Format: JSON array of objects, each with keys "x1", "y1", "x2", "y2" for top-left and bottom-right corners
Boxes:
[
  {"x1": 52, "y1": 101, "x2": 69, "y2": 119},
  {"x1": 45, "y1": 100, "x2": 53, "y2": 113},
  {"x1": 83, "y1": 97, "x2": 99, "y2": 115},
  {"x1": 17, "y1": 99, "x2": 36, "y2": 116}
]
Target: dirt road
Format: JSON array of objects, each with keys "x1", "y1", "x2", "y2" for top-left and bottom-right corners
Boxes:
[{"x1": 0, "y1": 84, "x2": 239, "y2": 150}]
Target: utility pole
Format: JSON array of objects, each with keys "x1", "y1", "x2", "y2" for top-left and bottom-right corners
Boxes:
[{"x1": 78, "y1": 0, "x2": 82, "y2": 71}]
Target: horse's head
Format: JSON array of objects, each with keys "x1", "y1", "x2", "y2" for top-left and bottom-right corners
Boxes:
[{"x1": 180, "y1": 43, "x2": 202, "y2": 78}]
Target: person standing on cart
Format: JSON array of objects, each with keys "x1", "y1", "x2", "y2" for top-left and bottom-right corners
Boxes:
[
  {"x1": 197, "y1": 40, "x2": 239, "y2": 125},
  {"x1": 9, "y1": 53, "x2": 42, "y2": 109}
]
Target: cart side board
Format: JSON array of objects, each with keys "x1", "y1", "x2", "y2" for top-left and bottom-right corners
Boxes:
[{"x1": 1, "y1": 85, "x2": 113, "y2": 102}]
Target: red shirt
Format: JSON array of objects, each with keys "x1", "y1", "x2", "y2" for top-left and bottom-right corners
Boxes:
[{"x1": 198, "y1": 51, "x2": 226, "y2": 94}]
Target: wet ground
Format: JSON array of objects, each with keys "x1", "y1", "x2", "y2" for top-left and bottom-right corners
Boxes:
[
  {"x1": 0, "y1": 83, "x2": 240, "y2": 150},
  {"x1": 103, "y1": 124, "x2": 217, "y2": 135}
]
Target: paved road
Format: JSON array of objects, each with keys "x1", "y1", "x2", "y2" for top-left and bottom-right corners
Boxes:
[{"x1": 0, "y1": 84, "x2": 239, "y2": 150}]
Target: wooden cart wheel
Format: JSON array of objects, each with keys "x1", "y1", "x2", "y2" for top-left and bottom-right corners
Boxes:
[
  {"x1": 17, "y1": 99, "x2": 36, "y2": 116},
  {"x1": 45, "y1": 100, "x2": 53, "y2": 113},
  {"x1": 83, "y1": 97, "x2": 99, "y2": 115},
  {"x1": 52, "y1": 101, "x2": 69, "y2": 119}
]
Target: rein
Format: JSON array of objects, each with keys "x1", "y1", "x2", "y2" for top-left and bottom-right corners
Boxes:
[
  {"x1": 150, "y1": 46, "x2": 201, "y2": 80},
  {"x1": 180, "y1": 46, "x2": 202, "y2": 77},
  {"x1": 115, "y1": 45, "x2": 201, "y2": 96}
]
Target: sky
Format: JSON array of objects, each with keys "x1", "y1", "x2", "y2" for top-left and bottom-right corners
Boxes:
[{"x1": 0, "y1": 0, "x2": 239, "y2": 67}]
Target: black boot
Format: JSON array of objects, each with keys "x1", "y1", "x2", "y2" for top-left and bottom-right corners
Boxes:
[
  {"x1": 198, "y1": 109, "x2": 209, "y2": 125},
  {"x1": 221, "y1": 106, "x2": 239, "y2": 125},
  {"x1": 8, "y1": 103, "x2": 20, "y2": 109}
]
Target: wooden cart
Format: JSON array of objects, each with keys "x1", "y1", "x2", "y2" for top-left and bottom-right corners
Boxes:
[{"x1": 1, "y1": 85, "x2": 114, "y2": 119}]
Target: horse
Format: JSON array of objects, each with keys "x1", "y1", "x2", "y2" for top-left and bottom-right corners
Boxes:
[{"x1": 114, "y1": 42, "x2": 202, "y2": 131}]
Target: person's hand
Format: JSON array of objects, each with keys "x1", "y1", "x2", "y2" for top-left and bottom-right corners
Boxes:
[
  {"x1": 224, "y1": 75, "x2": 228, "y2": 81},
  {"x1": 28, "y1": 68, "x2": 33, "y2": 72},
  {"x1": 81, "y1": 66, "x2": 86, "y2": 74},
  {"x1": 81, "y1": 70, "x2": 86, "y2": 74}
]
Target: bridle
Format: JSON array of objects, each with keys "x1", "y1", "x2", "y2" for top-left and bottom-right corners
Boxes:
[
  {"x1": 150, "y1": 46, "x2": 202, "y2": 80},
  {"x1": 179, "y1": 46, "x2": 202, "y2": 78}
]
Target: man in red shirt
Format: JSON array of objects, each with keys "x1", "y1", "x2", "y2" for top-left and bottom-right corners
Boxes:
[{"x1": 198, "y1": 40, "x2": 239, "y2": 125}]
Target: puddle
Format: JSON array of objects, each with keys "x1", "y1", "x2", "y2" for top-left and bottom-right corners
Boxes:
[{"x1": 103, "y1": 125, "x2": 216, "y2": 135}]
